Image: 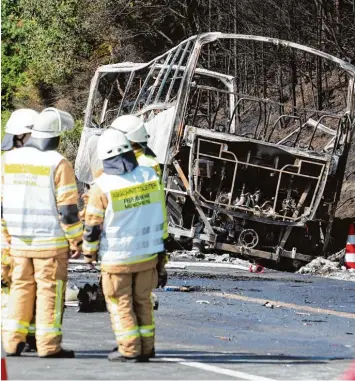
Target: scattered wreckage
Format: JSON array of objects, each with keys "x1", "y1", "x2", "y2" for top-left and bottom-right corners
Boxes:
[{"x1": 76, "y1": 33, "x2": 355, "y2": 268}]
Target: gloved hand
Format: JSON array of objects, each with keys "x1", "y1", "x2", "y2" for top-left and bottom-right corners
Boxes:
[{"x1": 156, "y1": 252, "x2": 168, "y2": 288}]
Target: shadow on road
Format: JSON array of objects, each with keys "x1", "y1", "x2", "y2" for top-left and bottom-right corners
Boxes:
[{"x1": 73, "y1": 349, "x2": 351, "y2": 364}]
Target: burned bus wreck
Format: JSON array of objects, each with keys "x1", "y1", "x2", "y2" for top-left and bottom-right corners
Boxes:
[{"x1": 76, "y1": 32, "x2": 355, "y2": 267}]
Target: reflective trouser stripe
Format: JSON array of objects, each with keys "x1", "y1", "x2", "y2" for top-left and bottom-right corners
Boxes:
[
  {"x1": 65, "y1": 223, "x2": 83, "y2": 239},
  {"x1": 108, "y1": 298, "x2": 140, "y2": 341},
  {"x1": 86, "y1": 205, "x2": 104, "y2": 218},
  {"x1": 138, "y1": 294, "x2": 156, "y2": 337},
  {"x1": 33, "y1": 279, "x2": 64, "y2": 337},
  {"x1": 151, "y1": 293, "x2": 155, "y2": 325},
  {"x1": 36, "y1": 325, "x2": 62, "y2": 336},
  {"x1": 3, "y1": 319, "x2": 29, "y2": 334},
  {"x1": 28, "y1": 324, "x2": 36, "y2": 336},
  {"x1": 139, "y1": 325, "x2": 155, "y2": 337},
  {"x1": 83, "y1": 240, "x2": 99, "y2": 253},
  {"x1": 115, "y1": 328, "x2": 140, "y2": 340},
  {"x1": 109, "y1": 298, "x2": 121, "y2": 333},
  {"x1": 54, "y1": 280, "x2": 64, "y2": 328}
]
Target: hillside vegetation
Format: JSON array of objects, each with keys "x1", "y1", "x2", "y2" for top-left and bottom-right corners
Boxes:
[
  {"x1": 2, "y1": 0, "x2": 355, "y2": 115},
  {"x1": 1, "y1": 0, "x2": 354, "y2": 216}
]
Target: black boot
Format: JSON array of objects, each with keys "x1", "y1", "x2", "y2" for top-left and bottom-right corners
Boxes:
[
  {"x1": 139, "y1": 348, "x2": 155, "y2": 362},
  {"x1": 6, "y1": 342, "x2": 25, "y2": 357},
  {"x1": 111, "y1": 346, "x2": 155, "y2": 360},
  {"x1": 24, "y1": 336, "x2": 37, "y2": 353},
  {"x1": 107, "y1": 351, "x2": 141, "y2": 362},
  {"x1": 40, "y1": 349, "x2": 75, "y2": 358}
]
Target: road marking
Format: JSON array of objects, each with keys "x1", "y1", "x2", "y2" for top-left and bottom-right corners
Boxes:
[
  {"x1": 211, "y1": 292, "x2": 355, "y2": 319},
  {"x1": 162, "y1": 357, "x2": 277, "y2": 381}
]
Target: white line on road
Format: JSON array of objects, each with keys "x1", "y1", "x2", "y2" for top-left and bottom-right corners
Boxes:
[{"x1": 161, "y1": 357, "x2": 277, "y2": 381}]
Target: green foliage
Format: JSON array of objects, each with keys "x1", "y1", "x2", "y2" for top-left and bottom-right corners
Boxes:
[
  {"x1": 20, "y1": 0, "x2": 92, "y2": 85},
  {"x1": 1, "y1": 110, "x2": 12, "y2": 139},
  {"x1": 58, "y1": 119, "x2": 83, "y2": 164},
  {"x1": 1, "y1": 0, "x2": 32, "y2": 109}
]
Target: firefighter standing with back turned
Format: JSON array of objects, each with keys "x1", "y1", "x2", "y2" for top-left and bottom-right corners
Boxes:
[
  {"x1": 2, "y1": 108, "x2": 83, "y2": 358},
  {"x1": 83, "y1": 128, "x2": 167, "y2": 362},
  {"x1": 1, "y1": 109, "x2": 39, "y2": 352},
  {"x1": 110, "y1": 114, "x2": 169, "y2": 288}
]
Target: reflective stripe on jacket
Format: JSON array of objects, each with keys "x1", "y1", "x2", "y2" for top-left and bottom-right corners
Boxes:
[
  {"x1": 135, "y1": 149, "x2": 168, "y2": 239},
  {"x1": 2, "y1": 147, "x2": 67, "y2": 250},
  {"x1": 95, "y1": 166, "x2": 165, "y2": 266}
]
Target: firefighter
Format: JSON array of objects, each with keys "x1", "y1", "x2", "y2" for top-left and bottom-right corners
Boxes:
[
  {"x1": 2, "y1": 108, "x2": 83, "y2": 358},
  {"x1": 83, "y1": 128, "x2": 167, "y2": 362},
  {"x1": 1, "y1": 109, "x2": 39, "y2": 352},
  {"x1": 110, "y1": 114, "x2": 168, "y2": 280},
  {"x1": 111, "y1": 114, "x2": 162, "y2": 177}
]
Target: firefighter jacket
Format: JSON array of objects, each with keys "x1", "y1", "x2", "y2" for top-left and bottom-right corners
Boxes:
[
  {"x1": 83, "y1": 165, "x2": 166, "y2": 273},
  {"x1": 134, "y1": 148, "x2": 161, "y2": 178},
  {"x1": 84, "y1": 148, "x2": 168, "y2": 239},
  {"x1": 1, "y1": 147, "x2": 83, "y2": 258},
  {"x1": 134, "y1": 148, "x2": 167, "y2": 239}
]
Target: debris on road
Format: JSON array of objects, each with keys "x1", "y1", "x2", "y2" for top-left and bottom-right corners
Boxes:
[
  {"x1": 65, "y1": 283, "x2": 79, "y2": 302},
  {"x1": 297, "y1": 257, "x2": 355, "y2": 281},
  {"x1": 214, "y1": 336, "x2": 232, "y2": 341},
  {"x1": 327, "y1": 249, "x2": 346, "y2": 262},
  {"x1": 263, "y1": 301, "x2": 274, "y2": 309},
  {"x1": 249, "y1": 264, "x2": 265, "y2": 273},
  {"x1": 166, "y1": 263, "x2": 187, "y2": 269},
  {"x1": 298, "y1": 257, "x2": 340, "y2": 274},
  {"x1": 169, "y1": 251, "x2": 268, "y2": 273},
  {"x1": 65, "y1": 301, "x2": 79, "y2": 307},
  {"x1": 152, "y1": 293, "x2": 159, "y2": 310},
  {"x1": 77, "y1": 283, "x2": 106, "y2": 312},
  {"x1": 196, "y1": 300, "x2": 210, "y2": 304},
  {"x1": 163, "y1": 285, "x2": 197, "y2": 292},
  {"x1": 262, "y1": 301, "x2": 281, "y2": 309}
]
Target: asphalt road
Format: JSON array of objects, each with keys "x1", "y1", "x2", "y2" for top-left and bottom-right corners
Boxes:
[{"x1": 6, "y1": 267, "x2": 355, "y2": 380}]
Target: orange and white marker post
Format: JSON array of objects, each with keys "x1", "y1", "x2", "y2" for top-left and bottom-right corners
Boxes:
[
  {"x1": 345, "y1": 223, "x2": 355, "y2": 269},
  {"x1": 1, "y1": 342, "x2": 8, "y2": 380},
  {"x1": 341, "y1": 361, "x2": 355, "y2": 380}
]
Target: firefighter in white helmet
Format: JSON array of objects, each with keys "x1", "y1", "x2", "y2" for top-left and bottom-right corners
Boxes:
[
  {"x1": 110, "y1": 114, "x2": 168, "y2": 290},
  {"x1": 83, "y1": 128, "x2": 167, "y2": 362},
  {"x1": 2, "y1": 108, "x2": 83, "y2": 358},
  {"x1": 111, "y1": 115, "x2": 161, "y2": 177},
  {"x1": 1, "y1": 109, "x2": 39, "y2": 352},
  {"x1": 1, "y1": 109, "x2": 38, "y2": 151}
]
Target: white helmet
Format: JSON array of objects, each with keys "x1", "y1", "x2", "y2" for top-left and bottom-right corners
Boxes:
[
  {"x1": 111, "y1": 115, "x2": 149, "y2": 143},
  {"x1": 97, "y1": 128, "x2": 132, "y2": 161},
  {"x1": 1, "y1": 109, "x2": 39, "y2": 151},
  {"x1": 31, "y1": 107, "x2": 74, "y2": 139}
]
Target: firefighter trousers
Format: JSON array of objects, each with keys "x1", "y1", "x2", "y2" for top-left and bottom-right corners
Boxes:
[
  {"x1": 2, "y1": 253, "x2": 68, "y2": 356},
  {"x1": 1, "y1": 260, "x2": 36, "y2": 346},
  {"x1": 102, "y1": 268, "x2": 158, "y2": 358}
]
